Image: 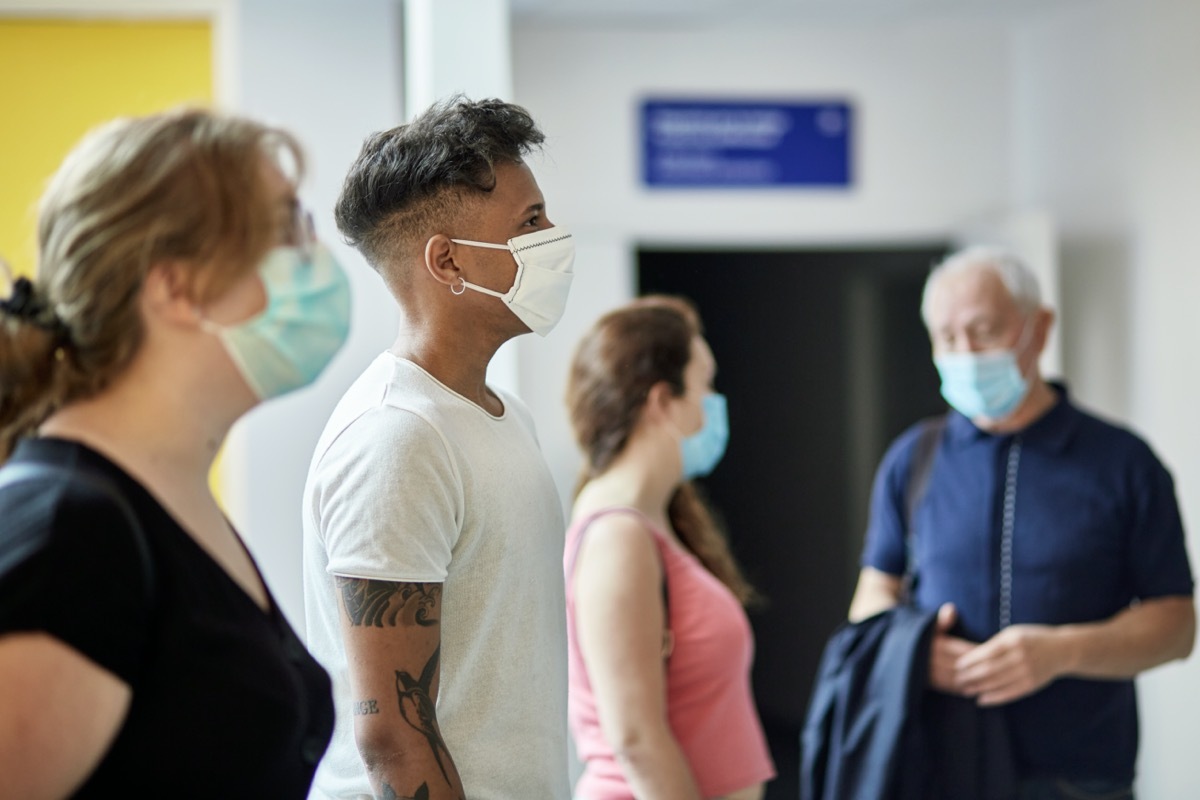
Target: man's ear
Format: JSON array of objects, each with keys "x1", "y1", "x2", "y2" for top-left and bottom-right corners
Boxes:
[
  {"x1": 1021, "y1": 306, "x2": 1056, "y2": 376},
  {"x1": 1034, "y1": 306, "x2": 1056, "y2": 353},
  {"x1": 423, "y1": 234, "x2": 462, "y2": 291},
  {"x1": 142, "y1": 262, "x2": 201, "y2": 328}
]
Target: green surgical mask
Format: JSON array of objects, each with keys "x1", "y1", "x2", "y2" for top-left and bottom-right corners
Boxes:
[{"x1": 201, "y1": 243, "x2": 351, "y2": 399}]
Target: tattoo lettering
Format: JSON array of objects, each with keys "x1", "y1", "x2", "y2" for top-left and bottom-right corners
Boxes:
[
  {"x1": 381, "y1": 783, "x2": 429, "y2": 800},
  {"x1": 352, "y1": 699, "x2": 379, "y2": 716},
  {"x1": 396, "y1": 647, "x2": 454, "y2": 787},
  {"x1": 337, "y1": 578, "x2": 441, "y2": 627}
]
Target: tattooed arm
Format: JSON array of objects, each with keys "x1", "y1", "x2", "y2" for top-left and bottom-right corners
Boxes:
[{"x1": 335, "y1": 578, "x2": 465, "y2": 800}]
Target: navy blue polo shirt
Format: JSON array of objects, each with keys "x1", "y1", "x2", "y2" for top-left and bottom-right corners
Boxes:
[{"x1": 862, "y1": 386, "x2": 1194, "y2": 782}]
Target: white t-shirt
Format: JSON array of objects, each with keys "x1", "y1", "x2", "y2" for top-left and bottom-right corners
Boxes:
[{"x1": 303, "y1": 354, "x2": 569, "y2": 799}]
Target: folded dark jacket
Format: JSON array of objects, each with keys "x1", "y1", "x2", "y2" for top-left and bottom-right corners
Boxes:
[{"x1": 801, "y1": 606, "x2": 1018, "y2": 800}]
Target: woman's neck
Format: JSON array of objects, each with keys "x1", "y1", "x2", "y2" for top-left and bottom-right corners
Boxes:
[
  {"x1": 577, "y1": 429, "x2": 681, "y2": 523},
  {"x1": 39, "y1": 357, "x2": 243, "y2": 494}
]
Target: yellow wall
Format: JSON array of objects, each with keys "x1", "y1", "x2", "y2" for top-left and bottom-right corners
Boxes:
[{"x1": 0, "y1": 18, "x2": 212, "y2": 278}]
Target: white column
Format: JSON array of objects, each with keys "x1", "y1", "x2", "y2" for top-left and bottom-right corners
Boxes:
[
  {"x1": 404, "y1": 0, "x2": 519, "y2": 395},
  {"x1": 404, "y1": 0, "x2": 513, "y2": 118}
]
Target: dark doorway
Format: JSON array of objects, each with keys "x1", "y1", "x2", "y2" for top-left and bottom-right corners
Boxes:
[{"x1": 638, "y1": 245, "x2": 950, "y2": 799}]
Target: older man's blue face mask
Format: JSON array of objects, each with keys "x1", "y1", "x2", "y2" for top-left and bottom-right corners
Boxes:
[{"x1": 934, "y1": 317, "x2": 1034, "y2": 421}]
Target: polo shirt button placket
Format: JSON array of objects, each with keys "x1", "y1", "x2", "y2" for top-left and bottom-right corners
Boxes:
[{"x1": 999, "y1": 437, "x2": 1022, "y2": 630}]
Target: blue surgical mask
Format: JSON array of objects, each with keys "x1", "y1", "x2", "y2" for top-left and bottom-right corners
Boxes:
[
  {"x1": 935, "y1": 349, "x2": 1028, "y2": 421},
  {"x1": 679, "y1": 393, "x2": 729, "y2": 480},
  {"x1": 934, "y1": 317, "x2": 1037, "y2": 421},
  {"x1": 201, "y1": 243, "x2": 351, "y2": 399}
]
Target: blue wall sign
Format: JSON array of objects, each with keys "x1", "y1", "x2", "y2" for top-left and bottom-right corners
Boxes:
[{"x1": 641, "y1": 98, "x2": 853, "y2": 188}]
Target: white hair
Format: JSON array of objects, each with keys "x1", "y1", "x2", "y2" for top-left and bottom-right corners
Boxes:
[{"x1": 921, "y1": 245, "x2": 1042, "y2": 326}]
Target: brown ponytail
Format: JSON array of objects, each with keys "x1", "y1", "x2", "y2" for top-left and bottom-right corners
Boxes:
[{"x1": 566, "y1": 295, "x2": 759, "y2": 605}]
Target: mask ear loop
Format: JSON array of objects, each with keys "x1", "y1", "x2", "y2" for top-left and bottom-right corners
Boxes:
[{"x1": 451, "y1": 277, "x2": 466, "y2": 296}]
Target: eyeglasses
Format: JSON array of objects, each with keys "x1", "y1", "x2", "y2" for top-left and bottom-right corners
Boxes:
[
  {"x1": 280, "y1": 202, "x2": 317, "y2": 257},
  {"x1": 0, "y1": 256, "x2": 13, "y2": 297}
]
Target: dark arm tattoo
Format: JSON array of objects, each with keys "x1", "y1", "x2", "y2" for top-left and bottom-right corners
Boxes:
[
  {"x1": 381, "y1": 782, "x2": 428, "y2": 800},
  {"x1": 396, "y1": 646, "x2": 454, "y2": 788},
  {"x1": 336, "y1": 578, "x2": 441, "y2": 627}
]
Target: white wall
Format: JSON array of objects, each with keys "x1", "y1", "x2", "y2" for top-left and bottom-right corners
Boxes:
[
  {"x1": 510, "y1": 16, "x2": 1014, "y2": 513},
  {"x1": 1013, "y1": 1, "x2": 1200, "y2": 795},
  {"x1": 223, "y1": 0, "x2": 403, "y2": 627}
]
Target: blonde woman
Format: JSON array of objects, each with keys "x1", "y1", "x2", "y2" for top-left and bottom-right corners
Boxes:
[
  {"x1": 0, "y1": 109, "x2": 347, "y2": 798},
  {"x1": 564, "y1": 296, "x2": 775, "y2": 800}
]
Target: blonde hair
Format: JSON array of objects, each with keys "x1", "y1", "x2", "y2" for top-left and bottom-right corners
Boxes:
[{"x1": 0, "y1": 107, "x2": 304, "y2": 460}]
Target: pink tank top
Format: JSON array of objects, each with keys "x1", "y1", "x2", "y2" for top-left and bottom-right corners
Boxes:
[{"x1": 565, "y1": 508, "x2": 776, "y2": 799}]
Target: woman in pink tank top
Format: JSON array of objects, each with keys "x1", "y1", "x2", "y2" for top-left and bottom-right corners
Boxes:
[{"x1": 564, "y1": 296, "x2": 775, "y2": 799}]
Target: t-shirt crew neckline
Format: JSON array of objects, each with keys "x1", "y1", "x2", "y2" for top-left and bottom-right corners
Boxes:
[
  {"x1": 387, "y1": 353, "x2": 509, "y2": 421},
  {"x1": 20, "y1": 435, "x2": 279, "y2": 622}
]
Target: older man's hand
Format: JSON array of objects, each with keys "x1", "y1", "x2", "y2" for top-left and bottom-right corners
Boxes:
[
  {"x1": 954, "y1": 623, "x2": 1069, "y2": 706},
  {"x1": 929, "y1": 603, "x2": 976, "y2": 696}
]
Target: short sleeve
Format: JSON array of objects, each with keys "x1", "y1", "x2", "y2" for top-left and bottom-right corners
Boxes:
[
  {"x1": 0, "y1": 475, "x2": 152, "y2": 684},
  {"x1": 1126, "y1": 446, "x2": 1194, "y2": 599},
  {"x1": 309, "y1": 406, "x2": 464, "y2": 582},
  {"x1": 860, "y1": 424, "x2": 925, "y2": 577}
]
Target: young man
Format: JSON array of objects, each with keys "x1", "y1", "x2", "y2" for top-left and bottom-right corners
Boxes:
[
  {"x1": 850, "y1": 246, "x2": 1195, "y2": 799},
  {"x1": 303, "y1": 97, "x2": 575, "y2": 800}
]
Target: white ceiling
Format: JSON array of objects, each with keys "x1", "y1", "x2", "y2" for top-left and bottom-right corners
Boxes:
[{"x1": 510, "y1": 0, "x2": 1092, "y2": 27}]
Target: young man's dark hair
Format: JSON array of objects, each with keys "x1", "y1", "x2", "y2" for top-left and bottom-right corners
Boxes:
[{"x1": 334, "y1": 95, "x2": 544, "y2": 282}]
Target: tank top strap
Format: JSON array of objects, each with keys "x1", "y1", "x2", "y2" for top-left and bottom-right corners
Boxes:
[
  {"x1": 566, "y1": 507, "x2": 674, "y2": 643},
  {"x1": 566, "y1": 506, "x2": 669, "y2": 583}
]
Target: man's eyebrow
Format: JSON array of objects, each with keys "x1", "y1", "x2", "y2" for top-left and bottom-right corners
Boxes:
[
  {"x1": 965, "y1": 315, "x2": 1002, "y2": 330},
  {"x1": 519, "y1": 202, "x2": 545, "y2": 216}
]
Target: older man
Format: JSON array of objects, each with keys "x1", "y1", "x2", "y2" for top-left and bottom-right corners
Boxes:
[
  {"x1": 302, "y1": 97, "x2": 574, "y2": 800},
  {"x1": 849, "y1": 246, "x2": 1195, "y2": 799}
]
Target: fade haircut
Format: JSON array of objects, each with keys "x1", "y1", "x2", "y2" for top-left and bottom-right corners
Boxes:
[{"x1": 334, "y1": 95, "x2": 545, "y2": 284}]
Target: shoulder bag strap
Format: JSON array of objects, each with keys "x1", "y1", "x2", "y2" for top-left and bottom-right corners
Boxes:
[{"x1": 902, "y1": 414, "x2": 948, "y2": 599}]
